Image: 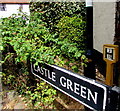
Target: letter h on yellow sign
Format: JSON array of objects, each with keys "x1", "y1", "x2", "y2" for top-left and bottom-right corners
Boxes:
[{"x1": 103, "y1": 44, "x2": 119, "y2": 86}]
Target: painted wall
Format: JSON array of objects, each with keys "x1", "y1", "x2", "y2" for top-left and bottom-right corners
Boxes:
[
  {"x1": 93, "y1": 2, "x2": 116, "y2": 53},
  {"x1": 0, "y1": 4, "x2": 30, "y2": 18}
]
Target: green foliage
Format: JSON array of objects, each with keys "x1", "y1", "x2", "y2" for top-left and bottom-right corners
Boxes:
[
  {"x1": 2, "y1": 73, "x2": 15, "y2": 85},
  {"x1": 1, "y1": 11, "x2": 57, "y2": 108},
  {"x1": 25, "y1": 81, "x2": 56, "y2": 109},
  {"x1": 1, "y1": 10, "x2": 86, "y2": 69},
  {"x1": 1, "y1": 11, "x2": 56, "y2": 64},
  {"x1": 2, "y1": 2, "x2": 87, "y2": 108},
  {"x1": 30, "y1": 2, "x2": 86, "y2": 32},
  {"x1": 57, "y1": 16, "x2": 85, "y2": 43},
  {"x1": 56, "y1": 16, "x2": 86, "y2": 59},
  {"x1": 2, "y1": 60, "x2": 30, "y2": 95},
  {"x1": 29, "y1": 2, "x2": 86, "y2": 67}
]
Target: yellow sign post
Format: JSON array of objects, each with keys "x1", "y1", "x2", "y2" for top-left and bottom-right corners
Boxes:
[{"x1": 103, "y1": 44, "x2": 119, "y2": 86}]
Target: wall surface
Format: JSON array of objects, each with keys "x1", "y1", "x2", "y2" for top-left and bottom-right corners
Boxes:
[
  {"x1": 93, "y1": 2, "x2": 116, "y2": 53},
  {"x1": 0, "y1": 4, "x2": 30, "y2": 18}
]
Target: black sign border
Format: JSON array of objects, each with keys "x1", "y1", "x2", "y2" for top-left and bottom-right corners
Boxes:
[{"x1": 31, "y1": 63, "x2": 108, "y2": 110}]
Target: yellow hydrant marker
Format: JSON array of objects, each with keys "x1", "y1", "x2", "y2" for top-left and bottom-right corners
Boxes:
[{"x1": 103, "y1": 44, "x2": 119, "y2": 86}]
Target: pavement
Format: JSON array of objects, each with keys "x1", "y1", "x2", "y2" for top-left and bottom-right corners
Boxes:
[{"x1": 1, "y1": 87, "x2": 28, "y2": 110}]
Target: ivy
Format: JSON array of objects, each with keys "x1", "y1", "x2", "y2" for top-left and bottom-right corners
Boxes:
[
  {"x1": 56, "y1": 16, "x2": 86, "y2": 59},
  {"x1": 2, "y1": 12, "x2": 56, "y2": 64},
  {"x1": 30, "y1": 2, "x2": 86, "y2": 33},
  {"x1": 25, "y1": 81, "x2": 56, "y2": 109},
  {"x1": 1, "y1": 2, "x2": 87, "y2": 109},
  {"x1": 2, "y1": 10, "x2": 86, "y2": 66}
]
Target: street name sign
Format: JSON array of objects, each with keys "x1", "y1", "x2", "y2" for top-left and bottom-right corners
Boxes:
[{"x1": 31, "y1": 62, "x2": 108, "y2": 110}]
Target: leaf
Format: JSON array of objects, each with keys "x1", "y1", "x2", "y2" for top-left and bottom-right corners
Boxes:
[{"x1": 0, "y1": 46, "x2": 4, "y2": 50}]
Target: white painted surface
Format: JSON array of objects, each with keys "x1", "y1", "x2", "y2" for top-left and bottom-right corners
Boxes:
[
  {"x1": 93, "y1": 2, "x2": 116, "y2": 53},
  {"x1": 85, "y1": 0, "x2": 93, "y2": 7},
  {"x1": 0, "y1": 4, "x2": 30, "y2": 18}
]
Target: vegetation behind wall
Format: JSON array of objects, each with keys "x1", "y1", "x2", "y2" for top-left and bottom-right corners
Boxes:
[{"x1": 1, "y1": 2, "x2": 86, "y2": 109}]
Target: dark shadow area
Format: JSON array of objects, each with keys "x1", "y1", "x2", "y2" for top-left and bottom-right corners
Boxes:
[{"x1": 93, "y1": 49, "x2": 106, "y2": 77}]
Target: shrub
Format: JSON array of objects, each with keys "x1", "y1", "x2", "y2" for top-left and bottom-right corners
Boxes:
[
  {"x1": 1, "y1": 2, "x2": 87, "y2": 108},
  {"x1": 30, "y1": 2, "x2": 86, "y2": 33}
]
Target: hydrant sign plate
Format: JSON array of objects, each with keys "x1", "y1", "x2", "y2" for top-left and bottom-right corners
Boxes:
[
  {"x1": 31, "y1": 63, "x2": 107, "y2": 110},
  {"x1": 103, "y1": 44, "x2": 119, "y2": 63},
  {"x1": 104, "y1": 47, "x2": 114, "y2": 61}
]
